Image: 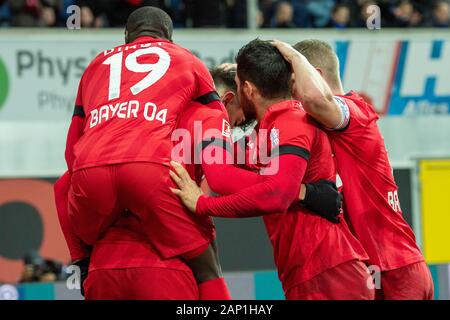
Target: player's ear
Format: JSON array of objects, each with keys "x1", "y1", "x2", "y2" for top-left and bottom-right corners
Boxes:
[
  {"x1": 243, "y1": 81, "x2": 253, "y2": 99},
  {"x1": 315, "y1": 67, "x2": 324, "y2": 77},
  {"x1": 221, "y1": 91, "x2": 235, "y2": 108}
]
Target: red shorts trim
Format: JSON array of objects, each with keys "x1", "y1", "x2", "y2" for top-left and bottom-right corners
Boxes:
[
  {"x1": 376, "y1": 261, "x2": 434, "y2": 300},
  {"x1": 84, "y1": 267, "x2": 199, "y2": 300},
  {"x1": 285, "y1": 260, "x2": 375, "y2": 300}
]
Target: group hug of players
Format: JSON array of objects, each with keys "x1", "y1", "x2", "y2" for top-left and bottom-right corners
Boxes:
[{"x1": 53, "y1": 6, "x2": 434, "y2": 300}]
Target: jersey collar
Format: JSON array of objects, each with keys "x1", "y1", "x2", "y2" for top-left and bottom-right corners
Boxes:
[
  {"x1": 260, "y1": 100, "x2": 301, "y2": 128},
  {"x1": 265, "y1": 99, "x2": 301, "y2": 115},
  {"x1": 131, "y1": 36, "x2": 172, "y2": 45}
]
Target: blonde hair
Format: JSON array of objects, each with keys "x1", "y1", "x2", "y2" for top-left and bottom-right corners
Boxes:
[{"x1": 293, "y1": 39, "x2": 342, "y2": 90}]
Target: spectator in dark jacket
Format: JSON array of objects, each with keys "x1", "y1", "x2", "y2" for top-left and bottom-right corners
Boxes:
[
  {"x1": 327, "y1": 3, "x2": 351, "y2": 28},
  {"x1": 271, "y1": 1, "x2": 295, "y2": 28}
]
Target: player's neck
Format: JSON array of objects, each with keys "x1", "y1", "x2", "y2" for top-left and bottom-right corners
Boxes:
[
  {"x1": 332, "y1": 86, "x2": 345, "y2": 96},
  {"x1": 331, "y1": 82, "x2": 345, "y2": 96},
  {"x1": 256, "y1": 97, "x2": 291, "y2": 121},
  {"x1": 127, "y1": 33, "x2": 170, "y2": 44}
]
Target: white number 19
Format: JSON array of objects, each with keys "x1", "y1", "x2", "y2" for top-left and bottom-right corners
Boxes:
[{"x1": 103, "y1": 47, "x2": 171, "y2": 101}]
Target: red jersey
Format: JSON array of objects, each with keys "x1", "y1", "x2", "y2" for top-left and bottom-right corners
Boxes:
[
  {"x1": 173, "y1": 101, "x2": 233, "y2": 186},
  {"x1": 329, "y1": 91, "x2": 423, "y2": 271},
  {"x1": 255, "y1": 100, "x2": 368, "y2": 292},
  {"x1": 71, "y1": 36, "x2": 216, "y2": 171},
  {"x1": 191, "y1": 100, "x2": 368, "y2": 293}
]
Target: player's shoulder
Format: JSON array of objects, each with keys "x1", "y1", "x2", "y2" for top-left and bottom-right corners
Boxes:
[
  {"x1": 339, "y1": 91, "x2": 378, "y2": 121},
  {"x1": 272, "y1": 101, "x2": 314, "y2": 128},
  {"x1": 159, "y1": 41, "x2": 200, "y2": 63},
  {"x1": 83, "y1": 44, "x2": 120, "y2": 74},
  {"x1": 179, "y1": 101, "x2": 227, "y2": 127}
]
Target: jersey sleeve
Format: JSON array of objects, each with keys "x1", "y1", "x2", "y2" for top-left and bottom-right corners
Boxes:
[
  {"x1": 335, "y1": 95, "x2": 377, "y2": 134},
  {"x1": 326, "y1": 96, "x2": 351, "y2": 131},
  {"x1": 196, "y1": 154, "x2": 307, "y2": 218},
  {"x1": 196, "y1": 112, "x2": 233, "y2": 158},
  {"x1": 73, "y1": 74, "x2": 86, "y2": 118},
  {"x1": 270, "y1": 113, "x2": 316, "y2": 162},
  {"x1": 65, "y1": 75, "x2": 86, "y2": 171}
]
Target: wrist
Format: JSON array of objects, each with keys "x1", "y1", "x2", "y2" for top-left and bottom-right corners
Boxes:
[
  {"x1": 299, "y1": 183, "x2": 313, "y2": 205},
  {"x1": 195, "y1": 194, "x2": 209, "y2": 215},
  {"x1": 299, "y1": 184, "x2": 307, "y2": 201}
]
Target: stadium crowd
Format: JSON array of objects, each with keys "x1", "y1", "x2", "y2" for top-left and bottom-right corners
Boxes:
[{"x1": 0, "y1": 0, "x2": 448, "y2": 28}]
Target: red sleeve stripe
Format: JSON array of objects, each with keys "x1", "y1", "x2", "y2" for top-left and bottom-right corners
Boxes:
[
  {"x1": 272, "y1": 145, "x2": 310, "y2": 161},
  {"x1": 195, "y1": 91, "x2": 221, "y2": 105},
  {"x1": 73, "y1": 105, "x2": 85, "y2": 118},
  {"x1": 198, "y1": 137, "x2": 233, "y2": 153}
]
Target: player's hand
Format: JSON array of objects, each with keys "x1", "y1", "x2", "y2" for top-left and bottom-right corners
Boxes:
[
  {"x1": 72, "y1": 257, "x2": 90, "y2": 297},
  {"x1": 271, "y1": 40, "x2": 303, "y2": 64},
  {"x1": 299, "y1": 180, "x2": 342, "y2": 223},
  {"x1": 169, "y1": 161, "x2": 204, "y2": 212},
  {"x1": 217, "y1": 62, "x2": 237, "y2": 72}
]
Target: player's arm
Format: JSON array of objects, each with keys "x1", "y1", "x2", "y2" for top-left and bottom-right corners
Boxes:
[
  {"x1": 197, "y1": 124, "x2": 262, "y2": 195},
  {"x1": 272, "y1": 40, "x2": 348, "y2": 130},
  {"x1": 201, "y1": 153, "x2": 262, "y2": 195},
  {"x1": 194, "y1": 104, "x2": 341, "y2": 217},
  {"x1": 200, "y1": 144, "x2": 341, "y2": 223},
  {"x1": 170, "y1": 152, "x2": 307, "y2": 218},
  {"x1": 65, "y1": 76, "x2": 86, "y2": 172},
  {"x1": 54, "y1": 171, "x2": 90, "y2": 261}
]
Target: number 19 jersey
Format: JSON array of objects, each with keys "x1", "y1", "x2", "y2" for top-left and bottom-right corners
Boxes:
[{"x1": 71, "y1": 36, "x2": 217, "y2": 171}]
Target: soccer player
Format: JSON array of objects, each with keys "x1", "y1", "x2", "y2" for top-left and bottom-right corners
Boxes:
[
  {"x1": 55, "y1": 61, "x2": 340, "y2": 299},
  {"x1": 54, "y1": 173, "x2": 200, "y2": 300},
  {"x1": 170, "y1": 40, "x2": 374, "y2": 300},
  {"x1": 64, "y1": 6, "x2": 230, "y2": 299},
  {"x1": 174, "y1": 66, "x2": 343, "y2": 220},
  {"x1": 210, "y1": 63, "x2": 343, "y2": 222},
  {"x1": 272, "y1": 39, "x2": 433, "y2": 299}
]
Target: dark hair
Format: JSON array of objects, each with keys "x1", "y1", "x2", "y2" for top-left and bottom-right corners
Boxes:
[
  {"x1": 210, "y1": 65, "x2": 237, "y2": 93},
  {"x1": 125, "y1": 6, "x2": 173, "y2": 43},
  {"x1": 235, "y1": 39, "x2": 292, "y2": 99}
]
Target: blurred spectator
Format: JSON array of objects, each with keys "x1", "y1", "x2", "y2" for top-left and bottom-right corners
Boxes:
[
  {"x1": 256, "y1": 9, "x2": 264, "y2": 27},
  {"x1": 431, "y1": 0, "x2": 450, "y2": 27},
  {"x1": 75, "y1": 0, "x2": 106, "y2": 28},
  {"x1": 307, "y1": 0, "x2": 335, "y2": 27},
  {"x1": 259, "y1": 0, "x2": 276, "y2": 28},
  {"x1": 354, "y1": 0, "x2": 378, "y2": 27},
  {"x1": 327, "y1": 3, "x2": 351, "y2": 28},
  {"x1": 19, "y1": 250, "x2": 64, "y2": 283},
  {"x1": 0, "y1": 0, "x2": 448, "y2": 28},
  {"x1": 387, "y1": 0, "x2": 423, "y2": 27},
  {"x1": 271, "y1": 1, "x2": 295, "y2": 28},
  {"x1": 9, "y1": 0, "x2": 41, "y2": 27},
  {"x1": 169, "y1": 0, "x2": 188, "y2": 28},
  {"x1": 292, "y1": 0, "x2": 312, "y2": 28},
  {"x1": 0, "y1": 0, "x2": 10, "y2": 26},
  {"x1": 39, "y1": 0, "x2": 59, "y2": 27},
  {"x1": 185, "y1": 0, "x2": 225, "y2": 27},
  {"x1": 103, "y1": 0, "x2": 168, "y2": 27},
  {"x1": 226, "y1": 0, "x2": 247, "y2": 28},
  {"x1": 80, "y1": 4, "x2": 95, "y2": 27}
]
